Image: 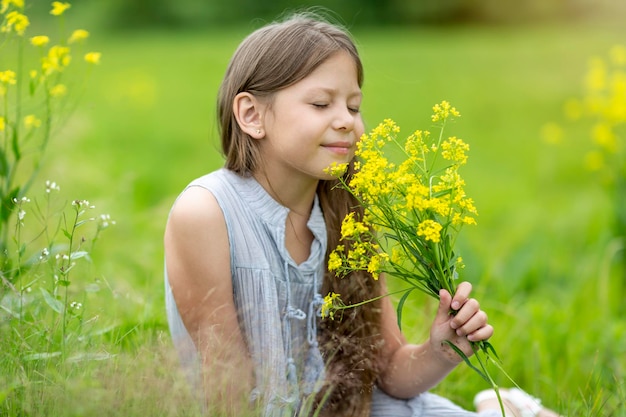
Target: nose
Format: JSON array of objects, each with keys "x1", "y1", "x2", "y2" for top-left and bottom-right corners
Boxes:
[{"x1": 332, "y1": 107, "x2": 356, "y2": 132}]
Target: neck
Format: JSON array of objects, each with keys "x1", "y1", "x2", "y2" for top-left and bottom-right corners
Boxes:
[{"x1": 253, "y1": 170, "x2": 318, "y2": 217}]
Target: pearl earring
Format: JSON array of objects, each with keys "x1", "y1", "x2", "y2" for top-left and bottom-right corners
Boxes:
[{"x1": 256, "y1": 129, "x2": 261, "y2": 135}]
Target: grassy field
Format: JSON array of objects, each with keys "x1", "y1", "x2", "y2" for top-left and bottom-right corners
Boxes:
[{"x1": 2, "y1": 18, "x2": 626, "y2": 416}]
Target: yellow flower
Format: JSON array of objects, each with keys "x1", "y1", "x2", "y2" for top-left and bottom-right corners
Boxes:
[
  {"x1": 328, "y1": 249, "x2": 343, "y2": 271},
  {"x1": 325, "y1": 162, "x2": 348, "y2": 177},
  {"x1": 1, "y1": 0, "x2": 24, "y2": 13},
  {"x1": 417, "y1": 219, "x2": 442, "y2": 243},
  {"x1": 340, "y1": 212, "x2": 369, "y2": 240},
  {"x1": 49, "y1": 84, "x2": 67, "y2": 97},
  {"x1": 0, "y1": 70, "x2": 17, "y2": 85},
  {"x1": 42, "y1": 45, "x2": 71, "y2": 74},
  {"x1": 30, "y1": 35, "x2": 51, "y2": 48},
  {"x1": 591, "y1": 123, "x2": 617, "y2": 153},
  {"x1": 321, "y1": 292, "x2": 341, "y2": 319},
  {"x1": 50, "y1": 1, "x2": 70, "y2": 16},
  {"x1": 367, "y1": 253, "x2": 388, "y2": 280},
  {"x1": 1, "y1": 10, "x2": 29, "y2": 35},
  {"x1": 441, "y1": 136, "x2": 469, "y2": 164},
  {"x1": 84, "y1": 51, "x2": 101, "y2": 65},
  {"x1": 431, "y1": 100, "x2": 460, "y2": 123},
  {"x1": 23, "y1": 114, "x2": 41, "y2": 129},
  {"x1": 0, "y1": 116, "x2": 5, "y2": 131},
  {"x1": 68, "y1": 29, "x2": 89, "y2": 44}
]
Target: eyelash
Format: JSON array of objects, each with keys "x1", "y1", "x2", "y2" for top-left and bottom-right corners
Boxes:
[{"x1": 312, "y1": 103, "x2": 361, "y2": 114}]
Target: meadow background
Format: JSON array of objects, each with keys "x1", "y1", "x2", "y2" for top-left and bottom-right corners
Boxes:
[{"x1": 1, "y1": 0, "x2": 625, "y2": 415}]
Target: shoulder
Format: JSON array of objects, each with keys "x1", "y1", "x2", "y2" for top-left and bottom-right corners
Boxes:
[
  {"x1": 169, "y1": 185, "x2": 223, "y2": 227},
  {"x1": 165, "y1": 184, "x2": 229, "y2": 263}
]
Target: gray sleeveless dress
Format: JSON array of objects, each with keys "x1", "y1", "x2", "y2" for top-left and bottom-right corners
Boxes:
[{"x1": 164, "y1": 168, "x2": 502, "y2": 417}]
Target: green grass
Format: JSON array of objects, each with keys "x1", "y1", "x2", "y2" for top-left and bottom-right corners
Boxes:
[{"x1": 2, "y1": 20, "x2": 626, "y2": 416}]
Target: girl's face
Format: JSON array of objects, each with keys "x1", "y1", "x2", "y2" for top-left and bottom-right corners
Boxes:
[{"x1": 258, "y1": 50, "x2": 364, "y2": 182}]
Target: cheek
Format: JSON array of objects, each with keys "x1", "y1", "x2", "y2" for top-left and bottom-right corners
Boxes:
[{"x1": 355, "y1": 118, "x2": 365, "y2": 139}]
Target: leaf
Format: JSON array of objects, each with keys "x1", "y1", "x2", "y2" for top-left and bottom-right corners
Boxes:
[
  {"x1": 11, "y1": 128, "x2": 21, "y2": 161},
  {"x1": 40, "y1": 287, "x2": 64, "y2": 314},
  {"x1": 443, "y1": 340, "x2": 490, "y2": 383},
  {"x1": 395, "y1": 289, "x2": 414, "y2": 331}
]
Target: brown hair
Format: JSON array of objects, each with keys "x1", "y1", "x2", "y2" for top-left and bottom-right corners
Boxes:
[{"x1": 217, "y1": 12, "x2": 382, "y2": 417}]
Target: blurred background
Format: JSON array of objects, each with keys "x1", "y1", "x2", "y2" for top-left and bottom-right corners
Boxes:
[{"x1": 3, "y1": 0, "x2": 625, "y2": 415}]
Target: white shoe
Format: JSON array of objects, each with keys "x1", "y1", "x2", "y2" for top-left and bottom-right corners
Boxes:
[{"x1": 474, "y1": 387, "x2": 543, "y2": 417}]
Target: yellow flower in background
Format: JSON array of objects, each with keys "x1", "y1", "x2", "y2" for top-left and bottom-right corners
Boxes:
[
  {"x1": 0, "y1": 70, "x2": 17, "y2": 85},
  {"x1": 0, "y1": 116, "x2": 5, "y2": 131},
  {"x1": 42, "y1": 45, "x2": 71, "y2": 74},
  {"x1": 30, "y1": 35, "x2": 49, "y2": 47},
  {"x1": 1, "y1": 0, "x2": 24, "y2": 13},
  {"x1": 49, "y1": 84, "x2": 67, "y2": 97},
  {"x1": 1, "y1": 10, "x2": 29, "y2": 35},
  {"x1": 50, "y1": 1, "x2": 70, "y2": 16},
  {"x1": 592, "y1": 123, "x2": 617, "y2": 153},
  {"x1": 68, "y1": 29, "x2": 88, "y2": 43},
  {"x1": 23, "y1": 114, "x2": 41, "y2": 129},
  {"x1": 84, "y1": 51, "x2": 101, "y2": 65}
]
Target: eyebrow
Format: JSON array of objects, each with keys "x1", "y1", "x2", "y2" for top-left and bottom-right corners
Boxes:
[{"x1": 307, "y1": 86, "x2": 362, "y2": 99}]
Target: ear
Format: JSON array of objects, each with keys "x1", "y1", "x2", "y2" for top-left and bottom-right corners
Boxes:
[{"x1": 233, "y1": 92, "x2": 265, "y2": 139}]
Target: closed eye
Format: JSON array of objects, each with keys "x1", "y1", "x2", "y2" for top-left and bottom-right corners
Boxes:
[
  {"x1": 348, "y1": 107, "x2": 360, "y2": 114},
  {"x1": 312, "y1": 103, "x2": 328, "y2": 109}
]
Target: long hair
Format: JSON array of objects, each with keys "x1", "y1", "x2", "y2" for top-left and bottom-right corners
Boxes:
[{"x1": 216, "y1": 13, "x2": 382, "y2": 416}]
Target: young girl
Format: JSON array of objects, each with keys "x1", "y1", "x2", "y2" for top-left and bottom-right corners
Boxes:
[{"x1": 164, "y1": 12, "x2": 561, "y2": 417}]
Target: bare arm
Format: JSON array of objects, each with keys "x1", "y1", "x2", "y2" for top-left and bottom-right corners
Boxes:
[
  {"x1": 164, "y1": 186, "x2": 254, "y2": 413},
  {"x1": 377, "y1": 281, "x2": 493, "y2": 399}
]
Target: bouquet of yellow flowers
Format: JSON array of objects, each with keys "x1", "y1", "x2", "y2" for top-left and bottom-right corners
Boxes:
[{"x1": 323, "y1": 101, "x2": 512, "y2": 415}]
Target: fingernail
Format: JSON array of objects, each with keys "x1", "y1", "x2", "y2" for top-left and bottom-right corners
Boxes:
[{"x1": 451, "y1": 301, "x2": 460, "y2": 310}]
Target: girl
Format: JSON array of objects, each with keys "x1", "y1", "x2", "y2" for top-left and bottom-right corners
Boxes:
[{"x1": 164, "y1": 12, "x2": 561, "y2": 417}]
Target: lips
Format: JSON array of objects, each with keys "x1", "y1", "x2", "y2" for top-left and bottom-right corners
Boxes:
[{"x1": 322, "y1": 141, "x2": 353, "y2": 155}]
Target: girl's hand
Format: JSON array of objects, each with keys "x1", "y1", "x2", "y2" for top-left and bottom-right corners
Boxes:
[{"x1": 429, "y1": 281, "x2": 494, "y2": 364}]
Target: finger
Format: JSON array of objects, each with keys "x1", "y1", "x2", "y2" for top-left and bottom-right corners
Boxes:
[
  {"x1": 467, "y1": 324, "x2": 494, "y2": 342},
  {"x1": 450, "y1": 298, "x2": 480, "y2": 329},
  {"x1": 451, "y1": 281, "x2": 472, "y2": 311},
  {"x1": 454, "y1": 309, "x2": 488, "y2": 336},
  {"x1": 435, "y1": 289, "x2": 452, "y2": 324}
]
